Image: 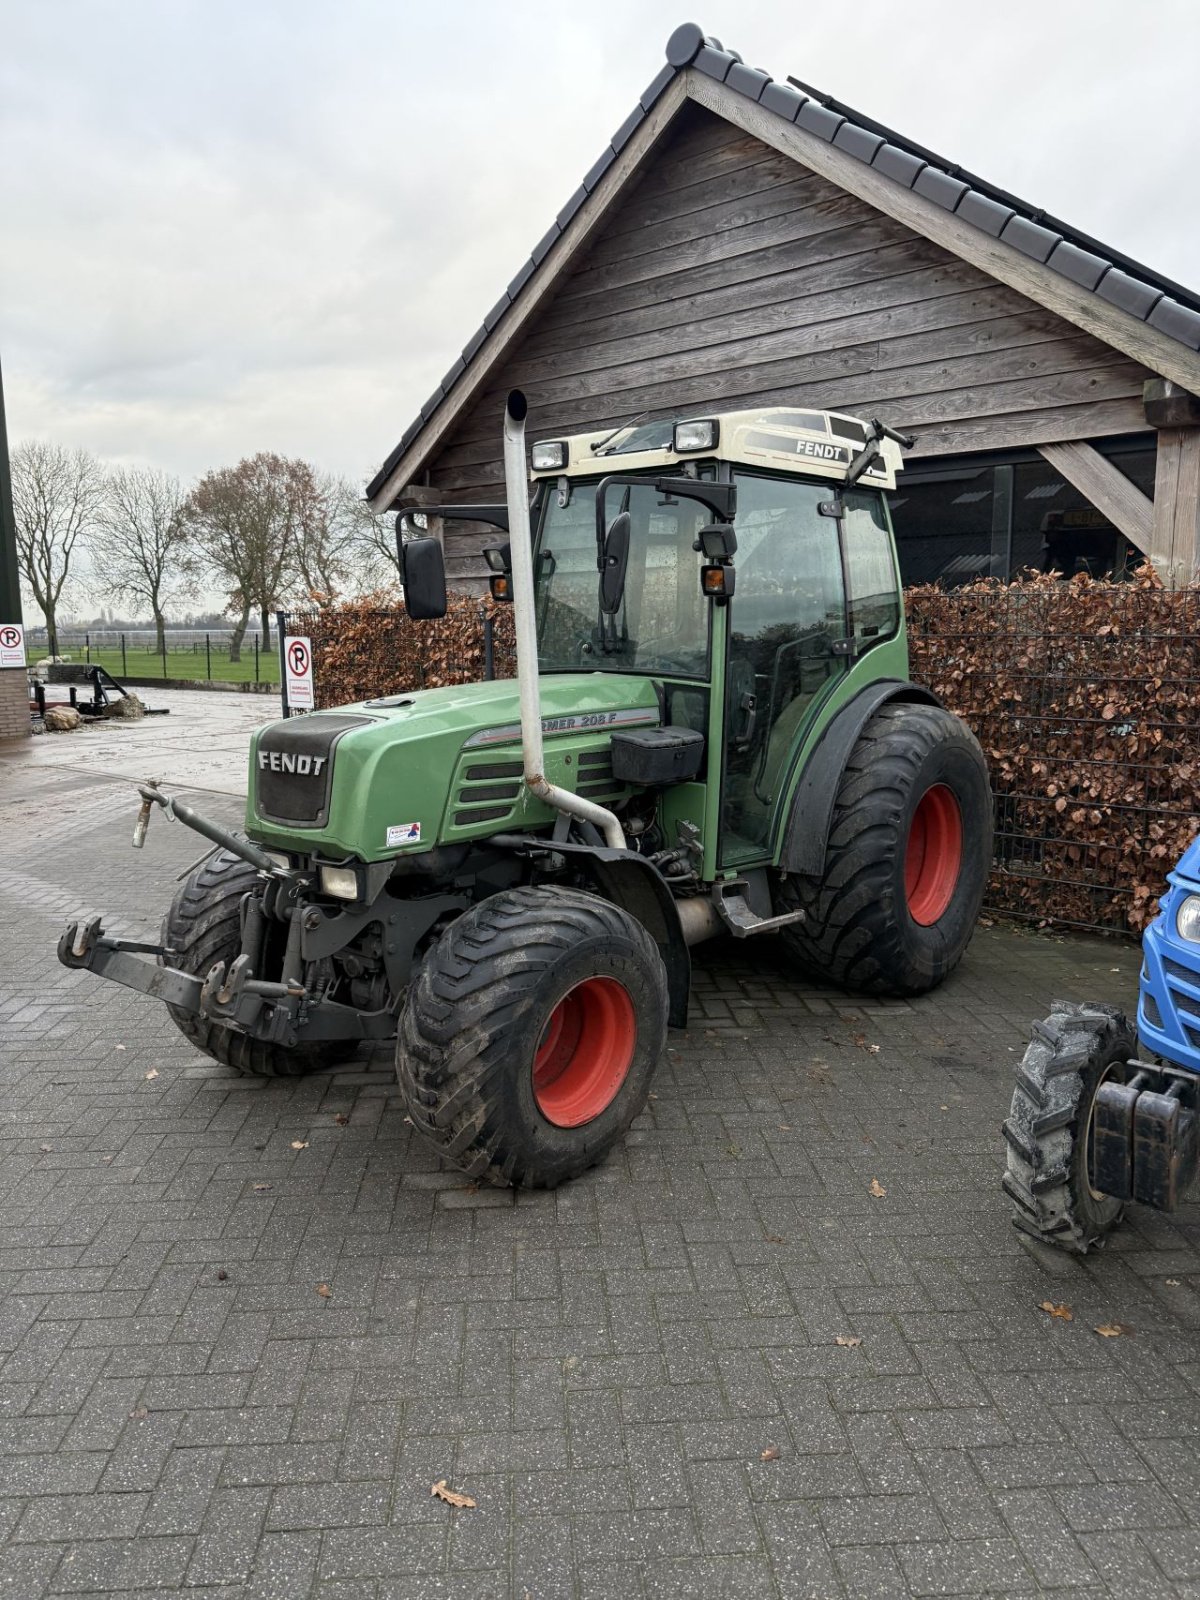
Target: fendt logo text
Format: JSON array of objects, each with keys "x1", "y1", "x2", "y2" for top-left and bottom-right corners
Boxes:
[{"x1": 258, "y1": 751, "x2": 327, "y2": 776}]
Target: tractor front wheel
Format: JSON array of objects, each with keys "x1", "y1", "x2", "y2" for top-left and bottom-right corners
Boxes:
[
  {"x1": 1002, "y1": 1001, "x2": 1138, "y2": 1252},
  {"x1": 773, "y1": 702, "x2": 991, "y2": 995},
  {"x1": 396, "y1": 886, "x2": 668, "y2": 1187},
  {"x1": 162, "y1": 849, "x2": 355, "y2": 1078}
]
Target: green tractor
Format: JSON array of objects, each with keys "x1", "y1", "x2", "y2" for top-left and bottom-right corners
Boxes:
[{"x1": 59, "y1": 392, "x2": 992, "y2": 1187}]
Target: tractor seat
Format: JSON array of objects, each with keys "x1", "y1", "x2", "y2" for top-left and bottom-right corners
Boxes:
[{"x1": 610, "y1": 726, "x2": 705, "y2": 786}]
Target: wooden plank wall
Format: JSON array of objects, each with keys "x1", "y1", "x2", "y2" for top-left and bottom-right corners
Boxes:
[{"x1": 425, "y1": 103, "x2": 1153, "y2": 586}]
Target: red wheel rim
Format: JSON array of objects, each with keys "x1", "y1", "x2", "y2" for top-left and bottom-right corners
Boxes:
[
  {"x1": 904, "y1": 784, "x2": 963, "y2": 926},
  {"x1": 532, "y1": 976, "x2": 637, "y2": 1128}
]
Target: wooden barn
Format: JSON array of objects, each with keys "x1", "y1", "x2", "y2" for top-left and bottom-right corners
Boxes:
[{"x1": 367, "y1": 23, "x2": 1200, "y2": 593}]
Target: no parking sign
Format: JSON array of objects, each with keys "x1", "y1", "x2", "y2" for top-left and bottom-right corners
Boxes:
[
  {"x1": 283, "y1": 634, "x2": 314, "y2": 711},
  {"x1": 0, "y1": 624, "x2": 25, "y2": 668}
]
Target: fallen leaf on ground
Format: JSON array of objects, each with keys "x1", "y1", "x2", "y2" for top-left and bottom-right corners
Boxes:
[
  {"x1": 1095, "y1": 1322, "x2": 1132, "y2": 1338},
  {"x1": 253, "y1": 1182, "x2": 271, "y2": 1193},
  {"x1": 144, "y1": 1069, "x2": 159, "y2": 1081},
  {"x1": 114, "y1": 1044, "x2": 126, "y2": 1051},
  {"x1": 290, "y1": 1140, "x2": 309, "y2": 1150},
  {"x1": 39, "y1": 1144, "x2": 51, "y2": 1153},
  {"x1": 868, "y1": 1178, "x2": 887, "y2": 1198},
  {"x1": 1166, "y1": 1278, "x2": 1180, "y2": 1287},
  {"x1": 216, "y1": 1270, "x2": 228, "y2": 1282},
  {"x1": 431, "y1": 1479, "x2": 476, "y2": 1508},
  {"x1": 1039, "y1": 1301, "x2": 1074, "y2": 1321},
  {"x1": 760, "y1": 1447, "x2": 780, "y2": 1461},
  {"x1": 334, "y1": 1114, "x2": 349, "y2": 1125},
  {"x1": 765, "y1": 1235, "x2": 785, "y2": 1245},
  {"x1": 316, "y1": 1283, "x2": 332, "y2": 1298},
  {"x1": 778, "y1": 1124, "x2": 791, "y2": 1131},
  {"x1": 835, "y1": 1334, "x2": 863, "y2": 1347},
  {"x1": 128, "y1": 1406, "x2": 148, "y2": 1420}
]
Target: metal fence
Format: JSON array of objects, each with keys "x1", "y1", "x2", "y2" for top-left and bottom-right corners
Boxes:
[
  {"x1": 27, "y1": 626, "x2": 278, "y2": 684},
  {"x1": 907, "y1": 579, "x2": 1200, "y2": 936}
]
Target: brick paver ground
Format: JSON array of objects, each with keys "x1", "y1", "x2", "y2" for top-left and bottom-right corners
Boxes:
[{"x1": 1, "y1": 694, "x2": 1198, "y2": 1597}]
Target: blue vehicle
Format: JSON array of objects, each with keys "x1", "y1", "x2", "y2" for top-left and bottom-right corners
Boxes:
[{"x1": 1004, "y1": 838, "x2": 1200, "y2": 1251}]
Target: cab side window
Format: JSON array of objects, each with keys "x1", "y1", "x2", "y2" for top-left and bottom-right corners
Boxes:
[{"x1": 843, "y1": 492, "x2": 901, "y2": 649}]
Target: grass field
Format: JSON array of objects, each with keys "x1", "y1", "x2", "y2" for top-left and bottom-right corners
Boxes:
[{"x1": 71, "y1": 644, "x2": 280, "y2": 685}]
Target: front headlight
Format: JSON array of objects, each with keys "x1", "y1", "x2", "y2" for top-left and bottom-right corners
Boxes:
[
  {"x1": 1176, "y1": 894, "x2": 1200, "y2": 942},
  {"x1": 319, "y1": 865, "x2": 361, "y2": 901}
]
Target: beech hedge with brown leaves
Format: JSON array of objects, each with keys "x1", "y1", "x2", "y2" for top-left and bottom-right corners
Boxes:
[
  {"x1": 907, "y1": 571, "x2": 1200, "y2": 934},
  {"x1": 298, "y1": 591, "x2": 515, "y2": 709},
  {"x1": 300, "y1": 574, "x2": 1200, "y2": 935}
]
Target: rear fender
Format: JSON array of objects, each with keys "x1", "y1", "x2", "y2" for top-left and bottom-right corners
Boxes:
[{"x1": 780, "y1": 680, "x2": 940, "y2": 877}]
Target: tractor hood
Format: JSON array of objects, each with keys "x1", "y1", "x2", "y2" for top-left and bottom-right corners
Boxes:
[{"x1": 245, "y1": 674, "x2": 662, "y2": 860}]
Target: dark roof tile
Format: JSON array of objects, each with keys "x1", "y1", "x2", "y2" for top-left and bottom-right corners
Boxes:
[
  {"x1": 582, "y1": 145, "x2": 616, "y2": 191},
  {"x1": 955, "y1": 190, "x2": 1014, "y2": 237},
  {"x1": 725, "y1": 62, "x2": 770, "y2": 100},
  {"x1": 556, "y1": 185, "x2": 588, "y2": 230},
  {"x1": 871, "y1": 144, "x2": 925, "y2": 188},
  {"x1": 913, "y1": 166, "x2": 969, "y2": 210},
  {"x1": 419, "y1": 387, "x2": 444, "y2": 422},
  {"x1": 795, "y1": 99, "x2": 844, "y2": 141},
  {"x1": 833, "y1": 123, "x2": 884, "y2": 163},
  {"x1": 1045, "y1": 240, "x2": 1110, "y2": 291},
  {"x1": 1095, "y1": 268, "x2": 1163, "y2": 320},
  {"x1": 665, "y1": 21, "x2": 705, "y2": 66},
  {"x1": 482, "y1": 294, "x2": 511, "y2": 333},
  {"x1": 640, "y1": 63, "x2": 675, "y2": 109},
  {"x1": 693, "y1": 43, "x2": 735, "y2": 80},
  {"x1": 1148, "y1": 297, "x2": 1200, "y2": 351},
  {"x1": 760, "y1": 80, "x2": 807, "y2": 120},
  {"x1": 1000, "y1": 214, "x2": 1063, "y2": 264},
  {"x1": 440, "y1": 356, "x2": 465, "y2": 391},
  {"x1": 461, "y1": 327, "x2": 487, "y2": 364},
  {"x1": 610, "y1": 104, "x2": 645, "y2": 153},
  {"x1": 530, "y1": 223, "x2": 561, "y2": 267},
  {"x1": 506, "y1": 257, "x2": 535, "y2": 298}
]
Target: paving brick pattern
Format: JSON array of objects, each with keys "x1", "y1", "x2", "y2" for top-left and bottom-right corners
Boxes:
[{"x1": 2, "y1": 753, "x2": 1199, "y2": 1596}]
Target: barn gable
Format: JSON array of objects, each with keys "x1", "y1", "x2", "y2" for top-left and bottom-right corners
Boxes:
[{"x1": 367, "y1": 25, "x2": 1200, "y2": 590}]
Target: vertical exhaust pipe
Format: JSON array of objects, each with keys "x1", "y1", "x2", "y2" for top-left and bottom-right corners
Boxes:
[{"x1": 502, "y1": 391, "x2": 626, "y2": 850}]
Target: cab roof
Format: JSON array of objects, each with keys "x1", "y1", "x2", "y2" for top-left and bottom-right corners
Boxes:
[{"x1": 530, "y1": 406, "x2": 903, "y2": 491}]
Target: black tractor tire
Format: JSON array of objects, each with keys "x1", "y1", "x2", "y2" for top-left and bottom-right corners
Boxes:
[
  {"x1": 774, "y1": 702, "x2": 992, "y2": 996},
  {"x1": 1002, "y1": 1001, "x2": 1138, "y2": 1252},
  {"x1": 162, "y1": 848, "x2": 354, "y2": 1078},
  {"x1": 397, "y1": 885, "x2": 668, "y2": 1188}
]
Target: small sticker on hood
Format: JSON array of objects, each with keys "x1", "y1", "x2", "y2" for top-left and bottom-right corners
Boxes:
[{"x1": 386, "y1": 822, "x2": 422, "y2": 846}]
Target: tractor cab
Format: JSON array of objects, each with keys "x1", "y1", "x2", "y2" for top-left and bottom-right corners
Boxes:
[{"x1": 451, "y1": 405, "x2": 911, "y2": 869}]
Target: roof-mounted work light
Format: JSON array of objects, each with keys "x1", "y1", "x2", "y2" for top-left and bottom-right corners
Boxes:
[
  {"x1": 672, "y1": 418, "x2": 719, "y2": 453},
  {"x1": 531, "y1": 440, "x2": 568, "y2": 472}
]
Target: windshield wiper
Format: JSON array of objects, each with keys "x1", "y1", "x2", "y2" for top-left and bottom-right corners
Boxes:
[{"x1": 590, "y1": 411, "x2": 650, "y2": 456}]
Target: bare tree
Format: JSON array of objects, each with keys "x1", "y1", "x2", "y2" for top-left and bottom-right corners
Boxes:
[
  {"x1": 10, "y1": 441, "x2": 105, "y2": 655},
  {"x1": 289, "y1": 471, "x2": 355, "y2": 605},
  {"x1": 342, "y1": 480, "x2": 403, "y2": 590},
  {"x1": 182, "y1": 453, "x2": 299, "y2": 659},
  {"x1": 95, "y1": 467, "x2": 192, "y2": 654}
]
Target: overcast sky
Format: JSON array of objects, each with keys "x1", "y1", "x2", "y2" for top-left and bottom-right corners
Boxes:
[{"x1": 3, "y1": 0, "x2": 1198, "y2": 497}]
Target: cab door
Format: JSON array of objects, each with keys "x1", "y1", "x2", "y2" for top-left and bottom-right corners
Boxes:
[{"x1": 719, "y1": 474, "x2": 848, "y2": 865}]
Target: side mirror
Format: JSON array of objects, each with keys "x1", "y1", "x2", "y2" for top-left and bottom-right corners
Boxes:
[
  {"x1": 599, "y1": 511, "x2": 631, "y2": 615},
  {"x1": 398, "y1": 535, "x2": 447, "y2": 620},
  {"x1": 484, "y1": 543, "x2": 513, "y2": 604}
]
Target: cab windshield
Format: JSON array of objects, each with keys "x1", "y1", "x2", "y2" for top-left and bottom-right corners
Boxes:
[{"x1": 533, "y1": 480, "x2": 711, "y2": 677}]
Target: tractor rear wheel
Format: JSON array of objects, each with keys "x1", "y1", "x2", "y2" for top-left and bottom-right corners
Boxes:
[
  {"x1": 773, "y1": 703, "x2": 991, "y2": 995},
  {"x1": 162, "y1": 849, "x2": 353, "y2": 1078},
  {"x1": 1002, "y1": 1001, "x2": 1137, "y2": 1252},
  {"x1": 396, "y1": 885, "x2": 668, "y2": 1187}
]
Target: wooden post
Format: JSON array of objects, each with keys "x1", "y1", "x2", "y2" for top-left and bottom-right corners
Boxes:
[
  {"x1": 1150, "y1": 429, "x2": 1200, "y2": 589},
  {"x1": 1145, "y1": 380, "x2": 1200, "y2": 589}
]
